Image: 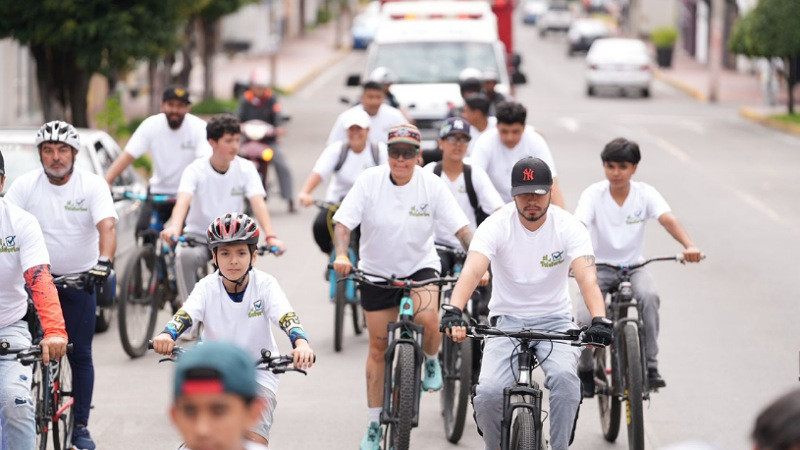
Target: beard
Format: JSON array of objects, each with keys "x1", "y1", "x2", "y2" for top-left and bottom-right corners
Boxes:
[
  {"x1": 166, "y1": 114, "x2": 185, "y2": 129},
  {"x1": 515, "y1": 199, "x2": 550, "y2": 223},
  {"x1": 44, "y1": 161, "x2": 73, "y2": 180}
]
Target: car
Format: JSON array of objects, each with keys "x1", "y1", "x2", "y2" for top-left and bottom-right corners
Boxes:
[
  {"x1": 567, "y1": 18, "x2": 610, "y2": 55},
  {"x1": 351, "y1": 1, "x2": 381, "y2": 49},
  {"x1": 0, "y1": 127, "x2": 146, "y2": 333},
  {"x1": 585, "y1": 38, "x2": 653, "y2": 97},
  {"x1": 538, "y1": 2, "x2": 573, "y2": 37},
  {"x1": 522, "y1": 0, "x2": 549, "y2": 25}
]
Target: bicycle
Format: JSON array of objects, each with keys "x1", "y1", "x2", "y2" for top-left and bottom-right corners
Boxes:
[
  {"x1": 338, "y1": 268, "x2": 457, "y2": 450},
  {"x1": 315, "y1": 200, "x2": 364, "y2": 352},
  {"x1": 445, "y1": 318, "x2": 586, "y2": 450},
  {"x1": 0, "y1": 339, "x2": 75, "y2": 450},
  {"x1": 591, "y1": 254, "x2": 703, "y2": 449},
  {"x1": 147, "y1": 341, "x2": 315, "y2": 374}
]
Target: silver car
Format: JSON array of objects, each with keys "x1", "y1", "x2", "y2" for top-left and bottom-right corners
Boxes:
[{"x1": 0, "y1": 127, "x2": 145, "y2": 332}]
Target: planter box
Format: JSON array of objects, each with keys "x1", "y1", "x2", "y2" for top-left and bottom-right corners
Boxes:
[{"x1": 656, "y1": 47, "x2": 674, "y2": 68}]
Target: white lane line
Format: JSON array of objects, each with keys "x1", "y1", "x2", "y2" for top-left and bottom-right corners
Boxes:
[
  {"x1": 557, "y1": 117, "x2": 580, "y2": 133},
  {"x1": 654, "y1": 137, "x2": 691, "y2": 164}
]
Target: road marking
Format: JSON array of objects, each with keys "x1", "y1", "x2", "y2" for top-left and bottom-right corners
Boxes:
[
  {"x1": 296, "y1": 55, "x2": 352, "y2": 100},
  {"x1": 654, "y1": 137, "x2": 691, "y2": 164},
  {"x1": 556, "y1": 117, "x2": 580, "y2": 133}
]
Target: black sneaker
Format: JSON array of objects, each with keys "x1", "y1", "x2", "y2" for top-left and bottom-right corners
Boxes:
[
  {"x1": 578, "y1": 369, "x2": 595, "y2": 398},
  {"x1": 648, "y1": 368, "x2": 666, "y2": 389}
]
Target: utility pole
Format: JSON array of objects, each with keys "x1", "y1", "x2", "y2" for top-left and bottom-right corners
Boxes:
[{"x1": 708, "y1": 0, "x2": 725, "y2": 102}]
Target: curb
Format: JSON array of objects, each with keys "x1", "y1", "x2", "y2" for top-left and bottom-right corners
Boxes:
[
  {"x1": 280, "y1": 47, "x2": 352, "y2": 95},
  {"x1": 739, "y1": 107, "x2": 800, "y2": 136},
  {"x1": 653, "y1": 69, "x2": 708, "y2": 102}
]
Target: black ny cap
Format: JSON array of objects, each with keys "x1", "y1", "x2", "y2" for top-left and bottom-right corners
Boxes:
[
  {"x1": 511, "y1": 157, "x2": 552, "y2": 196},
  {"x1": 163, "y1": 86, "x2": 191, "y2": 104},
  {"x1": 439, "y1": 117, "x2": 471, "y2": 139}
]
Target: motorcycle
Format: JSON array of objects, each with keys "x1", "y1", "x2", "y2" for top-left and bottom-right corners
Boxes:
[{"x1": 240, "y1": 119, "x2": 277, "y2": 195}]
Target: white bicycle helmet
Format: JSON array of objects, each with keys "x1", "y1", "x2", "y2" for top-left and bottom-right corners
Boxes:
[
  {"x1": 369, "y1": 67, "x2": 398, "y2": 85},
  {"x1": 458, "y1": 67, "x2": 484, "y2": 82},
  {"x1": 34, "y1": 121, "x2": 81, "y2": 150}
]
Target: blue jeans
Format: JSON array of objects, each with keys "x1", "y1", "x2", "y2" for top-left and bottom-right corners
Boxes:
[
  {"x1": 57, "y1": 286, "x2": 96, "y2": 427},
  {"x1": 0, "y1": 320, "x2": 35, "y2": 450},
  {"x1": 473, "y1": 314, "x2": 581, "y2": 450}
]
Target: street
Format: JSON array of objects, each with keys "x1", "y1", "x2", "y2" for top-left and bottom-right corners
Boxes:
[{"x1": 87, "y1": 19, "x2": 800, "y2": 450}]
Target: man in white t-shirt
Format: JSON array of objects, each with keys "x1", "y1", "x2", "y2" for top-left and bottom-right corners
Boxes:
[
  {"x1": 0, "y1": 148, "x2": 69, "y2": 450},
  {"x1": 298, "y1": 108, "x2": 387, "y2": 254},
  {"x1": 326, "y1": 82, "x2": 406, "y2": 146},
  {"x1": 104, "y1": 87, "x2": 212, "y2": 241},
  {"x1": 442, "y1": 157, "x2": 613, "y2": 450},
  {"x1": 161, "y1": 114, "x2": 285, "y2": 305},
  {"x1": 462, "y1": 93, "x2": 497, "y2": 156},
  {"x1": 331, "y1": 125, "x2": 475, "y2": 450},
  {"x1": 573, "y1": 138, "x2": 702, "y2": 391},
  {"x1": 471, "y1": 101, "x2": 566, "y2": 207},
  {"x1": 6, "y1": 121, "x2": 118, "y2": 450}
]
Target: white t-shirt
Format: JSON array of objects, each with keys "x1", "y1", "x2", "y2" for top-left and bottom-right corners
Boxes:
[
  {"x1": 470, "y1": 204, "x2": 594, "y2": 318},
  {"x1": 178, "y1": 157, "x2": 266, "y2": 235},
  {"x1": 326, "y1": 104, "x2": 407, "y2": 146},
  {"x1": 423, "y1": 162, "x2": 505, "y2": 248},
  {"x1": 470, "y1": 125, "x2": 558, "y2": 203},
  {"x1": 467, "y1": 116, "x2": 497, "y2": 156},
  {"x1": 333, "y1": 165, "x2": 469, "y2": 279},
  {"x1": 180, "y1": 269, "x2": 296, "y2": 395},
  {"x1": 5, "y1": 168, "x2": 118, "y2": 274},
  {"x1": 125, "y1": 113, "x2": 212, "y2": 194},
  {"x1": 574, "y1": 180, "x2": 671, "y2": 265},
  {"x1": 0, "y1": 199, "x2": 50, "y2": 328},
  {"x1": 312, "y1": 141, "x2": 388, "y2": 202}
]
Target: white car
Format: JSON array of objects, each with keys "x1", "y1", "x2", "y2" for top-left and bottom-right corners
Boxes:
[
  {"x1": 567, "y1": 18, "x2": 610, "y2": 55},
  {"x1": 538, "y1": 2, "x2": 573, "y2": 37},
  {"x1": 522, "y1": 0, "x2": 548, "y2": 25},
  {"x1": 585, "y1": 38, "x2": 652, "y2": 97},
  {"x1": 351, "y1": 1, "x2": 381, "y2": 49}
]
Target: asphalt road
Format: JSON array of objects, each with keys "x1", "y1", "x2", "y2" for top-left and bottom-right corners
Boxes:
[{"x1": 88, "y1": 17, "x2": 800, "y2": 450}]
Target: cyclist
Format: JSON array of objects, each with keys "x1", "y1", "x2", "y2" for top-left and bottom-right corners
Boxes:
[
  {"x1": 368, "y1": 66, "x2": 401, "y2": 109},
  {"x1": 482, "y1": 69, "x2": 506, "y2": 116},
  {"x1": 171, "y1": 341, "x2": 269, "y2": 450},
  {"x1": 297, "y1": 108, "x2": 387, "y2": 254},
  {"x1": 461, "y1": 93, "x2": 496, "y2": 155},
  {"x1": 153, "y1": 213, "x2": 314, "y2": 447},
  {"x1": 160, "y1": 114, "x2": 285, "y2": 306},
  {"x1": 752, "y1": 387, "x2": 800, "y2": 450},
  {"x1": 330, "y1": 124, "x2": 477, "y2": 449},
  {"x1": 326, "y1": 82, "x2": 406, "y2": 146},
  {"x1": 104, "y1": 86, "x2": 211, "y2": 240},
  {"x1": 237, "y1": 68, "x2": 296, "y2": 213},
  {"x1": 441, "y1": 157, "x2": 613, "y2": 450},
  {"x1": 471, "y1": 101, "x2": 566, "y2": 207},
  {"x1": 5, "y1": 121, "x2": 117, "y2": 450},
  {"x1": 573, "y1": 137, "x2": 702, "y2": 391},
  {"x1": 424, "y1": 117, "x2": 503, "y2": 278},
  {"x1": 0, "y1": 149, "x2": 68, "y2": 449}
]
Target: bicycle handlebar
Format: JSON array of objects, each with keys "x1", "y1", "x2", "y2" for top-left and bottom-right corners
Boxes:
[
  {"x1": 52, "y1": 273, "x2": 89, "y2": 290},
  {"x1": 0, "y1": 341, "x2": 74, "y2": 365},
  {"x1": 466, "y1": 325, "x2": 584, "y2": 342},
  {"x1": 257, "y1": 244, "x2": 281, "y2": 256},
  {"x1": 434, "y1": 243, "x2": 467, "y2": 259},
  {"x1": 595, "y1": 254, "x2": 706, "y2": 271},
  {"x1": 146, "y1": 341, "x2": 312, "y2": 375},
  {"x1": 113, "y1": 191, "x2": 176, "y2": 204},
  {"x1": 328, "y1": 266, "x2": 458, "y2": 289},
  {"x1": 313, "y1": 200, "x2": 340, "y2": 211}
]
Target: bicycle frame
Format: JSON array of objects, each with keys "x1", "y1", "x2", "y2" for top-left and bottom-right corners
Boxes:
[{"x1": 500, "y1": 347, "x2": 545, "y2": 450}]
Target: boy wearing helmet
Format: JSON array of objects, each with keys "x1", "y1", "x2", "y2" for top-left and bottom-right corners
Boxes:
[{"x1": 152, "y1": 212, "x2": 314, "y2": 447}]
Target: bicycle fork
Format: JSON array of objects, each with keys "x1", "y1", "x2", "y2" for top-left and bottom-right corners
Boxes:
[
  {"x1": 500, "y1": 351, "x2": 544, "y2": 450},
  {"x1": 380, "y1": 296, "x2": 424, "y2": 427}
]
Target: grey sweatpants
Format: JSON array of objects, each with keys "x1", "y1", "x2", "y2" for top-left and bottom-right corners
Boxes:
[
  {"x1": 175, "y1": 233, "x2": 212, "y2": 306},
  {"x1": 576, "y1": 266, "x2": 661, "y2": 371}
]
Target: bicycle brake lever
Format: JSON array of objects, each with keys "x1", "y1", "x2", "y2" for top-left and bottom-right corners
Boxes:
[
  {"x1": 158, "y1": 357, "x2": 177, "y2": 363},
  {"x1": 292, "y1": 368, "x2": 308, "y2": 376}
]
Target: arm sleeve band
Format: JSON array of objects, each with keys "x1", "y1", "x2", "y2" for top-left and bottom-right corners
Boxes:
[
  {"x1": 278, "y1": 311, "x2": 309, "y2": 348},
  {"x1": 163, "y1": 310, "x2": 193, "y2": 341},
  {"x1": 24, "y1": 264, "x2": 67, "y2": 339}
]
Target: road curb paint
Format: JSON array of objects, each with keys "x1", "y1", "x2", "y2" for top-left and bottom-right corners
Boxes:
[
  {"x1": 739, "y1": 107, "x2": 800, "y2": 136},
  {"x1": 280, "y1": 47, "x2": 352, "y2": 95},
  {"x1": 653, "y1": 70, "x2": 708, "y2": 102}
]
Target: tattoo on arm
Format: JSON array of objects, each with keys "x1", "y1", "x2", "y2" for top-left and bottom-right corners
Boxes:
[
  {"x1": 582, "y1": 255, "x2": 596, "y2": 268},
  {"x1": 333, "y1": 223, "x2": 351, "y2": 257},
  {"x1": 455, "y1": 227, "x2": 473, "y2": 252}
]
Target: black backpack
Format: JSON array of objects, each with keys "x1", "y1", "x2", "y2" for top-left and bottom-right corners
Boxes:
[
  {"x1": 433, "y1": 162, "x2": 490, "y2": 225},
  {"x1": 334, "y1": 141, "x2": 380, "y2": 172}
]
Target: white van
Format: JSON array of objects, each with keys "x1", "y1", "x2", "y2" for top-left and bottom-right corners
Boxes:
[{"x1": 347, "y1": 1, "x2": 525, "y2": 149}]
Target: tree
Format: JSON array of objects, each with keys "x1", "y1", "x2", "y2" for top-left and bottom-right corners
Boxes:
[
  {"x1": 0, "y1": 1, "x2": 195, "y2": 126},
  {"x1": 729, "y1": 0, "x2": 800, "y2": 114}
]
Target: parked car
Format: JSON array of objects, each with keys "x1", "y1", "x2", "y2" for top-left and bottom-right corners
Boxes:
[
  {"x1": 585, "y1": 38, "x2": 652, "y2": 97},
  {"x1": 567, "y1": 18, "x2": 610, "y2": 55},
  {"x1": 522, "y1": 0, "x2": 549, "y2": 24},
  {"x1": 538, "y1": 2, "x2": 573, "y2": 37},
  {"x1": 351, "y1": 1, "x2": 381, "y2": 49},
  {"x1": 0, "y1": 127, "x2": 146, "y2": 332}
]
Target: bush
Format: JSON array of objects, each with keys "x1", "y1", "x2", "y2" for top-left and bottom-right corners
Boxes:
[
  {"x1": 651, "y1": 27, "x2": 678, "y2": 48},
  {"x1": 94, "y1": 98, "x2": 130, "y2": 140},
  {"x1": 191, "y1": 98, "x2": 238, "y2": 115}
]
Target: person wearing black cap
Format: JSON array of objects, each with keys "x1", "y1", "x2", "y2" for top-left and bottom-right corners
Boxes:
[
  {"x1": 105, "y1": 86, "x2": 212, "y2": 242},
  {"x1": 441, "y1": 157, "x2": 612, "y2": 450}
]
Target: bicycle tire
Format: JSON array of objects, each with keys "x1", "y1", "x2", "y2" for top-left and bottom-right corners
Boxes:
[
  {"x1": 440, "y1": 322, "x2": 472, "y2": 443},
  {"x1": 388, "y1": 343, "x2": 416, "y2": 450},
  {"x1": 351, "y1": 285, "x2": 364, "y2": 336},
  {"x1": 510, "y1": 409, "x2": 539, "y2": 450},
  {"x1": 118, "y1": 245, "x2": 159, "y2": 358},
  {"x1": 333, "y1": 274, "x2": 347, "y2": 352},
  {"x1": 596, "y1": 344, "x2": 621, "y2": 441},
  {"x1": 623, "y1": 323, "x2": 645, "y2": 450},
  {"x1": 32, "y1": 362, "x2": 50, "y2": 450},
  {"x1": 52, "y1": 357, "x2": 75, "y2": 450}
]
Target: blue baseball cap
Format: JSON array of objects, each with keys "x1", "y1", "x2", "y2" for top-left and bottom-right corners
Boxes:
[
  {"x1": 173, "y1": 341, "x2": 257, "y2": 400},
  {"x1": 439, "y1": 117, "x2": 472, "y2": 139}
]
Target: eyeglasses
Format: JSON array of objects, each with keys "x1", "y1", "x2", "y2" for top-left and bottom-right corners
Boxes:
[
  {"x1": 388, "y1": 147, "x2": 418, "y2": 160},
  {"x1": 444, "y1": 135, "x2": 470, "y2": 144}
]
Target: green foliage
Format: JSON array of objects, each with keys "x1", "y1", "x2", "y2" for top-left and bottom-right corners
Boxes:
[
  {"x1": 94, "y1": 98, "x2": 130, "y2": 140},
  {"x1": 191, "y1": 98, "x2": 238, "y2": 115},
  {"x1": 651, "y1": 27, "x2": 678, "y2": 49},
  {"x1": 199, "y1": 0, "x2": 259, "y2": 21},
  {"x1": 728, "y1": 0, "x2": 800, "y2": 58},
  {"x1": 125, "y1": 117, "x2": 147, "y2": 135},
  {"x1": 771, "y1": 113, "x2": 800, "y2": 125},
  {"x1": 132, "y1": 154, "x2": 153, "y2": 174}
]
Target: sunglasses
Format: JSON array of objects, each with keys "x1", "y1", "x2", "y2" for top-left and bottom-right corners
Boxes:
[
  {"x1": 443, "y1": 135, "x2": 470, "y2": 144},
  {"x1": 388, "y1": 147, "x2": 419, "y2": 160}
]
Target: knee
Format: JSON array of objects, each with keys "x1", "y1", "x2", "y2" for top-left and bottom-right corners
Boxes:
[
  {"x1": 474, "y1": 381, "x2": 504, "y2": 410},
  {"x1": 0, "y1": 387, "x2": 34, "y2": 420},
  {"x1": 546, "y1": 369, "x2": 581, "y2": 403},
  {"x1": 367, "y1": 340, "x2": 387, "y2": 363}
]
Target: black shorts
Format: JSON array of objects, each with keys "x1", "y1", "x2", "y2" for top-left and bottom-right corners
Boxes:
[{"x1": 359, "y1": 268, "x2": 439, "y2": 312}]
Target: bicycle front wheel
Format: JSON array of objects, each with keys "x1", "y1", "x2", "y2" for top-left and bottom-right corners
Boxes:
[
  {"x1": 32, "y1": 362, "x2": 50, "y2": 450},
  {"x1": 623, "y1": 323, "x2": 645, "y2": 450},
  {"x1": 510, "y1": 409, "x2": 541, "y2": 450},
  {"x1": 440, "y1": 330, "x2": 472, "y2": 443},
  {"x1": 51, "y1": 357, "x2": 75, "y2": 450},
  {"x1": 118, "y1": 246, "x2": 160, "y2": 358},
  {"x1": 387, "y1": 343, "x2": 416, "y2": 450},
  {"x1": 333, "y1": 274, "x2": 347, "y2": 352}
]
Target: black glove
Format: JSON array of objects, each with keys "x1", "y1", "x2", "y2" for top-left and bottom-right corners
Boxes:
[
  {"x1": 584, "y1": 317, "x2": 613, "y2": 346},
  {"x1": 87, "y1": 258, "x2": 112, "y2": 286},
  {"x1": 439, "y1": 304, "x2": 466, "y2": 332}
]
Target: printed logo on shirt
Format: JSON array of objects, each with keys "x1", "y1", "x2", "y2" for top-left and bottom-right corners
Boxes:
[
  {"x1": 65, "y1": 198, "x2": 88, "y2": 212},
  {"x1": 457, "y1": 184, "x2": 467, "y2": 194},
  {"x1": 248, "y1": 299, "x2": 264, "y2": 318},
  {"x1": 625, "y1": 210, "x2": 645, "y2": 225},
  {"x1": 181, "y1": 140, "x2": 196, "y2": 150},
  {"x1": 409, "y1": 203, "x2": 431, "y2": 217},
  {"x1": 540, "y1": 250, "x2": 565, "y2": 268},
  {"x1": 230, "y1": 185, "x2": 246, "y2": 197},
  {"x1": 0, "y1": 235, "x2": 20, "y2": 254}
]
